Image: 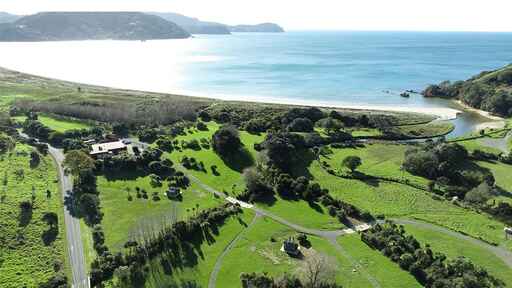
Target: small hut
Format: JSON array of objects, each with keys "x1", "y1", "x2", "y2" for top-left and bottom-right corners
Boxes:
[
  {"x1": 505, "y1": 227, "x2": 512, "y2": 240},
  {"x1": 167, "y1": 187, "x2": 181, "y2": 199},
  {"x1": 281, "y1": 238, "x2": 300, "y2": 256}
]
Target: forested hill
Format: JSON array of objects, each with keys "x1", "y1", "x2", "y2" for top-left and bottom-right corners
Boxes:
[
  {"x1": 150, "y1": 12, "x2": 231, "y2": 35},
  {"x1": 423, "y1": 64, "x2": 512, "y2": 117},
  {"x1": 0, "y1": 12, "x2": 191, "y2": 41},
  {"x1": 151, "y1": 12, "x2": 284, "y2": 34},
  {"x1": 0, "y1": 12, "x2": 20, "y2": 23}
]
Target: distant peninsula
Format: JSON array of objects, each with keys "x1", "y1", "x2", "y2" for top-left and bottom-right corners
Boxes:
[
  {"x1": 0, "y1": 12, "x2": 190, "y2": 41},
  {"x1": 151, "y1": 12, "x2": 285, "y2": 34}
]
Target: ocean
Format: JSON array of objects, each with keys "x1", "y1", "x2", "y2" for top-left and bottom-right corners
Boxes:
[{"x1": 0, "y1": 31, "x2": 511, "y2": 133}]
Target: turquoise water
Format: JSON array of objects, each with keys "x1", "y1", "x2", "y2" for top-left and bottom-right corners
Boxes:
[
  {"x1": 1, "y1": 31, "x2": 511, "y2": 137},
  {"x1": 176, "y1": 31, "x2": 512, "y2": 108}
]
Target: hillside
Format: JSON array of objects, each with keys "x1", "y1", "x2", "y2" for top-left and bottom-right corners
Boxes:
[
  {"x1": 150, "y1": 12, "x2": 231, "y2": 35},
  {"x1": 0, "y1": 12, "x2": 20, "y2": 23},
  {"x1": 423, "y1": 64, "x2": 512, "y2": 117},
  {"x1": 151, "y1": 12, "x2": 284, "y2": 34},
  {"x1": 0, "y1": 12, "x2": 190, "y2": 41},
  {"x1": 229, "y1": 23, "x2": 285, "y2": 32}
]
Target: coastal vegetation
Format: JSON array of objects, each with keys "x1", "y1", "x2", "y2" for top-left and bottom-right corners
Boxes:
[
  {"x1": 1, "y1": 65, "x2": 512, "y2": 288},
  {"x1": 0, "y1": 140, "x2": 68, "y2": 287},
  {"x1": 424, "y1": 64, "x2": 512, "y2": 117}
]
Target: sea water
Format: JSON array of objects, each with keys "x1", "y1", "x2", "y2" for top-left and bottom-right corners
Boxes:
[{"x1": 1, "y1": 31, "x2": 511, "y2": 135}]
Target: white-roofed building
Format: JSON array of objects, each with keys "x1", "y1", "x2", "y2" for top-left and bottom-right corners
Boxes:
[{"x1": 90, "y1": 140, "x2": 127, "y2": 157}]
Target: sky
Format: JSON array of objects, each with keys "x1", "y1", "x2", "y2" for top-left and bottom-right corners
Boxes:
[{"x1": 2, "y1": 0, "x2": 512, "y2": 32}]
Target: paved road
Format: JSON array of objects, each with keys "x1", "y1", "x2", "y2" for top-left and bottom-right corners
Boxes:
[
  {"x1": 393, "y1": 218, "x2": 512, "y2": 269},
  {"x1": 48, "y1": 146, "x2": 90, "y2": 288},
  {"x1": 19, "y1": 132, "x2": 89, "y2": 288}
]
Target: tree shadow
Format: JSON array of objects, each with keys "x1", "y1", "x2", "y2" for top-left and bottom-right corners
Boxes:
[
  {"x1": 352, "y1": 171, "x2": 381, "y2": 187},
  {"x1": 290, "y1": 149, "x2": 316, "y2": 179},
  {"x1": 18, "y1": 207, "x2": 32, "y2": 227},
  {"x1": 307, "y1": 201, "x2": 325, "y2": 214},
  {"x1": 64, "y1": 191, "x2": 82, "y2": 218},
  {"x1": 103, "y1": 168, "x2": 148, "y2": 181},
  {"x1": 42, "y1": 227, "x2": 58, "y2": 245},
  {"x1": 220, "y1": 148, "x2": 255, "y2": 173}
]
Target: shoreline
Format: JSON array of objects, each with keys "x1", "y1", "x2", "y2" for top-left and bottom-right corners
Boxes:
[
  {"x1": 0, "y1": 66, "x2": 460, "y2": 121},
  {"x1": 453, "y1": 100, "x2": 506, "y2": 131}
]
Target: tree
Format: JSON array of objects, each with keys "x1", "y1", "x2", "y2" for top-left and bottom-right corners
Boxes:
[
  {"x1": 297, "y1": 252, "x2": 338, "y2": 288},
  {"x1": 212, "y1": 125, "x2": 242, "y2": 156},
  {"x1": 63, "y1": 150, "x2": 95, "y2": 177},
  {"x1": 0, "y1": 134, "x2": 15, "y2": 154},
  {"x1": 287, "y1": 118, "x2": 314, "y2": 132},
  {"x1": 342, "y1": 156, "x2": 362, "y2": 172}
]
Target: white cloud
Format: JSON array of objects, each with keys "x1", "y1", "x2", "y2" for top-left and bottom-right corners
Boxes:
[{"x1": 2, "y1": 0, "x2": 512, "y2": 31}]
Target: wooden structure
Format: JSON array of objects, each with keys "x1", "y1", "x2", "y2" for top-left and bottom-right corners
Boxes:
[
  {"x1": 505, "y1": 227, "x2": 512, "y2": 240},
  {"x1": 281, "y1": 238, "x2": 300, "y2": 256}
]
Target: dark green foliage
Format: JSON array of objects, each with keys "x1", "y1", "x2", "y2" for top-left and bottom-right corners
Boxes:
[
  {"x1": 261, "y1": 132, "x2": 306, "y2": 171},
  {"x1": 90, "y1": 203, "x2": 242, "y2": 286},
  {"x1": 403, "y1": 142, "x2": 486, "y2": 191},
  {"x1": 137, "y1": 128, "x2": 159, "y2": 143},
  {"x1": 212, "y1": 125, "x2": 242, "y2": 156},
  {"x1": 196, "y1": 121, "x2": 208, "y2": 131},
  {"x1": 240, "y1": 272, "x2": 342, "y2": 288},
  {"x1": 287, "y1": 117, "x2": 314, "y2": 132},
  {"x1": 423, "y1": 66, "x2": 512, "y2": 117},
  {"x1": 342, "y1": 156, "x2": 362, "y2": 172},
  {"x1": 362, "y1": 222, "x2": 504, "y2": 288}
]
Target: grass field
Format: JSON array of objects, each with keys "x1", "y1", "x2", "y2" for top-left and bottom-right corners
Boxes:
[
  {"x1": 312, "y1": 144, "x2": 510, "y2": 247},
  {"x1": 13, "y1": 115, "x2": 91, "y2": 132},
  {"x1": 216, "y1": 216, "x2": 420, "y2": 288},
  {"x1": 97, "y1": 175, "x2": 225, "y2": 251},
  {"x1": 0, "y1": 143, "x2": 68, "y2": 287},
  {"x1": 402, "y1": 224, "x2": 512, "y2": 287},
  {"x1": 118, "y1": 210, "x2": 256, "y2": 288},
  {"x1": 396, "y1": 121, "x2": 454, "y2": 138},
  {"x1": 165, "y1": 122, "x2": 342, "y2": 230}
]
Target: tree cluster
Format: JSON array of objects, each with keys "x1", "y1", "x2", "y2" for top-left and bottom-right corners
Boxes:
[
  {"x1": 90, "y1": 203, "x2": 243, "y2": 286},
  {"x1": 403, "y1": 142, "x2": 494, "y2": 195},
  {"x1": 362, "y1": 222, "x2": 504, "y2": 288}
]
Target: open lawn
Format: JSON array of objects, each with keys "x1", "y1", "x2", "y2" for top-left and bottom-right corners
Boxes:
[
  {"x1": 13, "y1": 115, "x2": 91, "y2": 132},
  {"x1": 97, "y1": 175, "x2": 225, "y2": 252},
  {"x1": 402, "y1": 223, "x2": 512, "y2": 287},
  {"x1": 311, "y1": 144, "x2": 511, "y2": 248},
  {"x1": 0, "y1": 143, "x2": 68, "y2": 287},
  {"x1": 165, "y1": 122, "x2": 343, "y2": 230},
  {"x1": 396, "y1": 121, "x2": 454, "y2": 138},
  {"x1": 337, "y1": 234, "x2": 421, "y2": 288},
  {"x1": 217, "y1": 216, "x2": 420, "y2": 288},
  {"x1": 115, "y1": 210, "x2": 257, "y2": 288}
]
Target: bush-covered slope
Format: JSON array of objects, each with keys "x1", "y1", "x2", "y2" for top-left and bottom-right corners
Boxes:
[
  {"x1": 0, "y1": 12, "x2": 190, "y2": 41},
  {"x1": 423, "y1": 64, "x2": 512, "y2": 117}
]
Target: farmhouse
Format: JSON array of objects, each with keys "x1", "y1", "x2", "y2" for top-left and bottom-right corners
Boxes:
[{"x1": 90, "y1": 140, "x2": 127, "y2": 157}]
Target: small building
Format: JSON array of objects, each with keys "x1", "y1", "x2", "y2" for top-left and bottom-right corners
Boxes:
[
  {"x1": 167, "y1": 187, "x2": 181, "y2": 199},
  {"x1": 90, "y1": 141, "x2": 127, "y2": 157},
  {"x1": 281, "y1": 238, "x2": 300, "y2": 256},
  {"x1": 505, "y1": 227, "x2": 512, "y2": 240}
]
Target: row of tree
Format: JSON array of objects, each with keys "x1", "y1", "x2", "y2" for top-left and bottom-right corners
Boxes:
[
  {"x1": 91, "y1": 203, "x2": 243, "y2": 286},
  {"x1": 362, "y1": 222, "x2": 504, "y2": 288}
]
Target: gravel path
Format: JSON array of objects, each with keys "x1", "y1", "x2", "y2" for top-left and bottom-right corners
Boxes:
[
  {"x1": 392, "y1": 218, "x2": 512, "y2": 269},
  {"x1": 208, "y1": 213, "x2": 261, "y2": 288}
]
